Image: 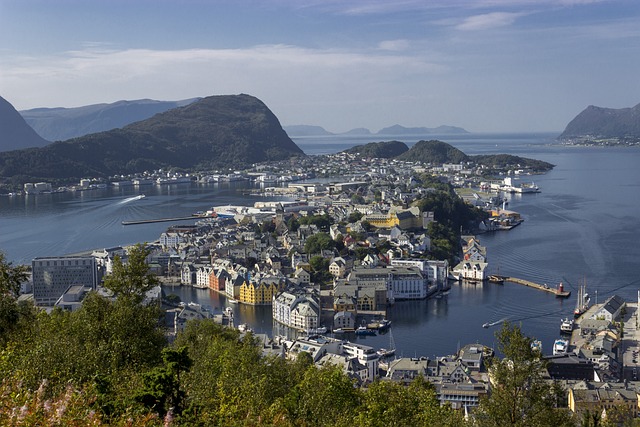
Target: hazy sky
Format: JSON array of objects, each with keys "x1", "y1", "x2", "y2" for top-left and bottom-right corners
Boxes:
[{"x1": 1, "y1": 0, "x2": 639, "y2": 133}]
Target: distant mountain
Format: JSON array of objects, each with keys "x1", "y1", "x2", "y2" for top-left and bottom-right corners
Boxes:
[
  {"x1": 559, "y1": 103, "x2": 640, "y2": 141},
  {"x1": 342, "y1": 140, "x2": 409, "y2": 158},
  {"x1": 20, "y1": 98, "x2": 200, "y2": 141},
  {"x1": 284, "y1": 125, "x2": 334, "y2": 137},
  {"x1": 341, "y1": 128, "x2": 372, "y2": 136},
  {"x1": 0, "y1": 96, "x2": 50, "y2": 152},
  {"x1": 0, "y1": 94, "x2": 305, "y2": 184},
  {"x1": 377, "y1": 124, "x2": 468, "y2": 135}
]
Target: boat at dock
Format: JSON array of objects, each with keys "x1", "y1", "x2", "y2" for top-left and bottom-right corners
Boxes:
[
  {"x1": 574, "y1": 280, "x2": 590, "y2": 317},
  {"x1": 377, "y1": 329, "x2": 396, "y2": 358},
  {"x1": 355, "y1": 326, "x2": 376, "y2": 336},
  {"x1": 531, "y1": 340, "x2": 542, "y2": 353},
  {"x1": 553, "y1": 338, "x2": 569, "y2": 355},
  {"x1": 560, "y1": 317, "x2": 574, "y2": 334}
]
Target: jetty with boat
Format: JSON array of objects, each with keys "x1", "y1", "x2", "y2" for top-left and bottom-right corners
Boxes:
[{"x1": 489, "y1": 276, "x2": 571, "y2": 298}]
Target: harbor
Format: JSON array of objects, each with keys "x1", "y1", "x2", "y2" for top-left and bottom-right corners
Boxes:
[{"x1": 121, "y1": 215, "x2": 200, "y2": 226}]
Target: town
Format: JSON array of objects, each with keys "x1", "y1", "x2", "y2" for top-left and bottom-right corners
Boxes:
[{"x1": 10, "y1": 150, "x2": 636, "y2": 423}]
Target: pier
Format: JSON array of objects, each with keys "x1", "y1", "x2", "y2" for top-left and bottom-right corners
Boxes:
[
  {"x1": 121, "y1": 216, "x2": 200, "y2": 226},
  {"x1": 491, "y1": 275, "x2": 571, "y2": 298}
]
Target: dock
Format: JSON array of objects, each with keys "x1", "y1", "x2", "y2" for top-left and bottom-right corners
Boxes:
[
  {"x1": 492, "y1": 275, "x2": 571, "y2": 298},
  {"x1": 121, "y1": 216, "x2": 199, "y2": 226}
]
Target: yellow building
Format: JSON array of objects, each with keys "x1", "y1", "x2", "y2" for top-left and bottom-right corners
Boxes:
[
  {"x1": 363, "y1": 207, "x2": 422, "y2": 230},
  {"x1": 568, "y1": 388, "x2": 639, "y2": 419},
  {"x1": 239, "y1": 276, "x2": 286, "y2": 305}
]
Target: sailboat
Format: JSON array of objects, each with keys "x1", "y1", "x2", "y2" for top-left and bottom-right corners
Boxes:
[
  {"x1": 377, "y1": 329, "x2": 396, "y2": 358},
  {"x1": 573, "y1": 279, "x2": 590, "y2": 318}
]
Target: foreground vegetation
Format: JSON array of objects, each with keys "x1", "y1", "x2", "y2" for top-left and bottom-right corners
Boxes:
[{"x1": 0, "y1": 248, "x2": 607, "y2": 426}]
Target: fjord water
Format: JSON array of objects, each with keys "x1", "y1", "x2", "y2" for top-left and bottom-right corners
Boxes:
[{"x1": 2, "y1": 133, "x2": 639, "y2": 357}]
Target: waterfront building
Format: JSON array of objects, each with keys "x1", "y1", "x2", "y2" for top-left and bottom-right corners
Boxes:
[
  {"x1": 272, "y1": 290, "x2": 320, "y2": 331},
  {"x1": 239, "y1": 273, "x2": 286, "y2": 305},
  {"x1": 569, "y1": 387, "x2": 639, "y2": 419},
  {"x1": 591, "y1": 295, "x2": 625, "y2": 322},
  {"x1": 32, "y1": 256, "x2": 98, "y2": 306}
]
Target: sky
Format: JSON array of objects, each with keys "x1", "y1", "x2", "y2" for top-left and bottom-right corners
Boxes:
[{"x1": 1, "y1": 0, "x2": 639, "y2": 133}]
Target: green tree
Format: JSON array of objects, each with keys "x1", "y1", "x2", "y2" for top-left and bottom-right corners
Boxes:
[
  {"x1": 474, "y1": 322, "x2": 574, "y2": 427},
  {"x1": 103, "y1": 243, "x2": 159, "y2": 302},
  {"x1": 304, "y1": 232, "x2": 335, "y2": 255},
  {"x1": 0, "y1": 251, "x2": 28, "y2": 297}
]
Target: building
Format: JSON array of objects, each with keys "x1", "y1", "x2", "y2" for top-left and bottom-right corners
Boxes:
[
  {"x1": 569, "y1": 387, "x2": 639, "y2": 419},
  {"x1": 591, "y1": 295, "x2": 625, "y2": 322},
  {"x1": 32, "y1": 256, "x2": 98, "y2": 306},
  {"x1": 273, "y1": 290, "x2": 321, "y2": 331}
]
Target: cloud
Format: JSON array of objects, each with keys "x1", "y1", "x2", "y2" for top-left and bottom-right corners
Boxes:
[
  {"x1": 456, "y1": 11, "x2": 527, "y2": 31},
  {"x1": 378, "y1": 39, "x2": 411, "y2": 51}
]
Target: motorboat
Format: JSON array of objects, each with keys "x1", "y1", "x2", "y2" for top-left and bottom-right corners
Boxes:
[
  {"x1": 355, "y1": 326, "x2": 376, "y2": 336},
  {"x1": 560, "y1": 317, "x2": 574, "y2": 334},
  {"x1": 553, "y1": 339, "x2": 568, "y2": 356}
]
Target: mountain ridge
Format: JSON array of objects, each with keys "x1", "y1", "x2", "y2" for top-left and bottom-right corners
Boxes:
[
  {"x1": 559, "y1": 103, "x2": 640, "y2": 141},
  {"x1": 0, "y1": 94, "x2": 304, "y2": 184},
  {"x1": 20, "y1": 98, "x2": 201, "y2": 142}
]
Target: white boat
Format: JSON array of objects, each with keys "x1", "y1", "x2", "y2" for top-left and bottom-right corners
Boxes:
[
  {"x1": 307, "y1": 326, "x2": 327, "y2": 335},
  {"x1": 225, "y1": 307, "x2": 233, "y2": 317},
  {"x1": 553, "y1": 339, "x2": 568, "y2": 355},
  {"x1": 560, "y1": 317, "x2": 574, "y2": 334},
  {"x1": 377, "y1": 329, "x2": 396, "y2": 358},
  {"x1": 482, "y1": 322, "x2": 491, "y2": 328},
  {"x1": 228, "y1": 298, "x2": 238, "y2": 304},
  {"x1": 531, "y1": 340, "x2": 542, "y2": 353}
]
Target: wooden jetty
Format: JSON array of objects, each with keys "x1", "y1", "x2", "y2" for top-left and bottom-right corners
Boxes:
[{"x1": 490, "y1": 275, "x2": 571, "y2": 298}]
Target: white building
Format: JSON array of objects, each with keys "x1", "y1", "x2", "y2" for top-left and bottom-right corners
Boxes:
[{"x1": 273, "y1": 290, "x2": 320, "y2": 332}]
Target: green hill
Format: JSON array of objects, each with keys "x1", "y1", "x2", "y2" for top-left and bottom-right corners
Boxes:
[
  {"x1": 0, "y1": 94, "x2": 305, "y2": 184},
  {"x1": 396, "y1": 140, "x2": 469, "y2": 164},
  {"x1": 342, "y1": 140, "x2": 409, "y2": 158}
]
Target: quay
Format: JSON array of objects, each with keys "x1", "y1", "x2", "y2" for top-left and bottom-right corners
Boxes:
[
  {"x1": 491, "y1": 275, "x2": 571, "y2": 298},
  {"x1": 121, "y1": 216, "x2": 199, "y2": 226}
]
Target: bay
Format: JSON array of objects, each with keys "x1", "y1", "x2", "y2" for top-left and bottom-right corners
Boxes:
[{"x1": 1, "y1": 132, "x2": 639, "y2": 358}]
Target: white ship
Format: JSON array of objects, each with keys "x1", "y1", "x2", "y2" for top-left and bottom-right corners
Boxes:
[{"x1": 553, "y1": 339, "x2": 568, "y2": 355}]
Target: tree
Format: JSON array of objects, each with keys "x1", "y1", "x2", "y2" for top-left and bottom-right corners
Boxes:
[
  {"x1": 474, "y1": 322, "x2": 574, "y2": 427},
  {"x1": 0, "y1": 251, "x2": 28, "y2": 297},
  {"x1": 304, "y1": 232, "x2": 335, "y2": 255},
  {"x1": 102, "y1": 243, "x2": 158, "y2": 302}
]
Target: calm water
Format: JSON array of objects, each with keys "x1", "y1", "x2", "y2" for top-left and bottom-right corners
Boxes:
[{"x1": 2, "y1": 132, "x2": 639, "y2": 357}]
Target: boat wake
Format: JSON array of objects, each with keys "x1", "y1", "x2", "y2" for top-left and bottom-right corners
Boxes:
[
  {"x1": 117, "y1": 194, "x2": 146, "y2": 205},
  {"x1": 482, "y1": 317, "x2": 508, "y2": 328}
]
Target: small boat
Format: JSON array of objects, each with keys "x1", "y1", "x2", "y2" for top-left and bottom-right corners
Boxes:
[
  {"x1": 482, "y1": 322, "x2": 491, "y2": 328},
  {"x1": 307, "y1": 326, "x2": 327, "y2": 335},
  {"x1": 377, "y1": 319, "x2": 391, "y2": 331},
  {"x1": 355, "y1": 326, "x2": 376, "y2": 336},
  {"x1": 237, "y1": 323, "x2": 252, "y2": 333},
  {"x1": 531, "y1": 340, "x2": 542, "y2": 353},
  {"x1": 228, "y1": 298, "x2": 238, "y2": 304},
  {"x1": 225, "y1": 306, "x2": 233, "y2": 317},
  {"x1": 560, "y1": 317, "x2": 574, "y2": 334},
  {"x1": 377, "y1": 329, "x2": 396, "y2": 358},
  {"x1": 135, "y1": 194, "x2": 146, "y2": 200},
  {"x1": 553, "y1": 339, "x2": 568, "y2": 356}
]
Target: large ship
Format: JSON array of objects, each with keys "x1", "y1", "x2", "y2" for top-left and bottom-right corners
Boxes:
[{"x1": 574, "y1": 280, "x2": 590, "y2": 317}]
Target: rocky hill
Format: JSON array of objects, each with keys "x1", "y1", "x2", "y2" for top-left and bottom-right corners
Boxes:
[
  {"x1": 342, "y1": 140, "x2": 409, "y2": 158},
  {"x1": 559, "y1": 103, "x2": 640, "y2": 142},
  {"x1": 396, "y1": 140, "x2": 469, "y2": 164},
  {"x1": 0, "y1": 94, "x2": 305, "y2": 184},
  {"x1": 20, "y1": 98, "x2": 200, "y2": 142},
  {"x1": 0, "y1": 96, "x2": 50, "y2": 152}
]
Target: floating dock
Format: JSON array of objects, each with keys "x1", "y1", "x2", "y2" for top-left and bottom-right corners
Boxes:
[
  {"x1": 121, "y1": 216, "x2": 199, "y2": 226},
  {"x1": 491, "y1": 275, "x2": 571, "y2": 298}
]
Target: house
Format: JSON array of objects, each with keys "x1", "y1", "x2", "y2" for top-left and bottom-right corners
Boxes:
[
  {"x1": 591, "y1": 295, "x2": 625, "y2": 322},
  {"x1": 273, "y1": 290, "x2": 320, "y2": 331},
  {"x1": 333, "y1": 310, "x2": 356, "y2": 330},
  {"x1": 329, "y1": 257, "x2": 347, "y2": 278},
  {"x1": 569, "y1": 387, "x2": 639, "y2": 419},
  {"x1": 452, "y1": 261, "x2": 488, "y2": 281}
]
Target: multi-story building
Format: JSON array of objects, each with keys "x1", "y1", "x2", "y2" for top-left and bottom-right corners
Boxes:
[
  {"x1": 32, "y1": 256, "x2": 98, "y2": 306},
  {"x1": 239, "y1": 274, "x2": 286, "y2": 305},
  {"x1": 272, "y1": 290, "x2": 320, "y2": 331}
]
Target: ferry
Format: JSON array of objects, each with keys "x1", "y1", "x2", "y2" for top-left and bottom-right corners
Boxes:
[{"x1": 553, "y1": 339, "x2": 568, "y2": 356}]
